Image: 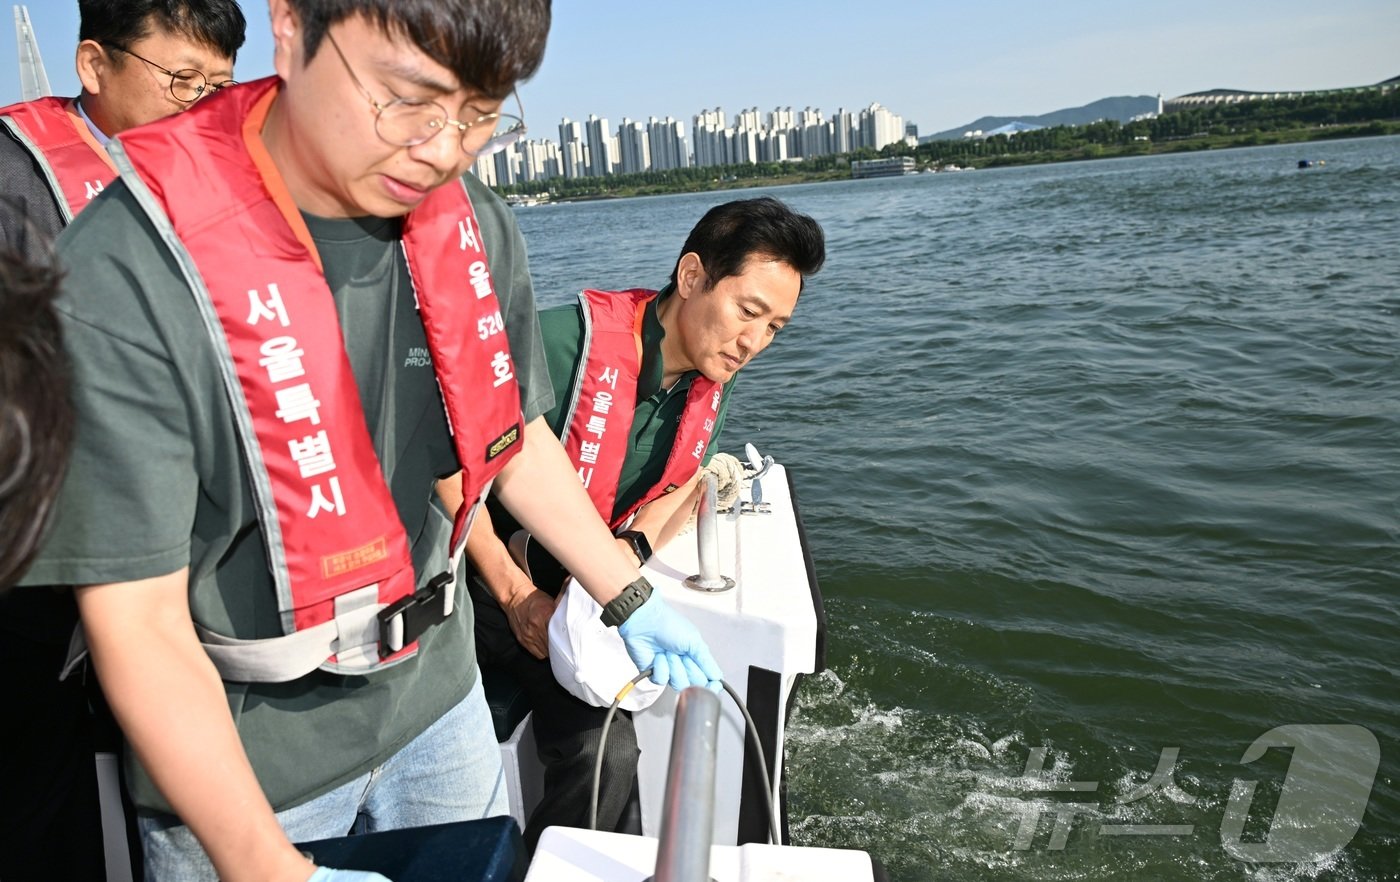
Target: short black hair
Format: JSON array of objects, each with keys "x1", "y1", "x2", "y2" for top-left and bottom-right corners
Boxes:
[
  {"x1": 0, "y1": 248, "x2": 73, "y2": 591},
  {"x1": 669, "y1": 197, "x2": 826, "y2": 292},
  {"x1": 288, "y1": 0, "x2": 551, "y2": 100},
  {"x1": 78, "y1": 0, "x2": 248, "y2": 61}
]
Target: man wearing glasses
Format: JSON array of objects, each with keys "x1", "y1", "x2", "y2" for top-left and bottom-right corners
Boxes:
[
  {"x1": 0, "y1": 3, "x2": 245, "y2": 879},
  {"x1": 0, "y1": 0, "x2": 246, "y2": 259},
  {"x1": 20, "y1": 1, "x2": 721, "y2": 880}
]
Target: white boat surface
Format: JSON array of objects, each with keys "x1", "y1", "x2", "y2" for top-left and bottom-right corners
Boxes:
[{"x1": 504, "y1": 452, "x2": 879, "y2": 879}]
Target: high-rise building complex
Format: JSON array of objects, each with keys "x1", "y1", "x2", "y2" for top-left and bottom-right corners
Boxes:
[
  {"x1": 585, "y1": 114, "x2": 612, "y2": 177},
  {"x1": 647, "y1": 117, "x2": 689, "y2": 171},
  {"x1": 558, "y1": 118, "x2": 587, "y2": 178},
  {"x1": 480, "y1": 99, "x2": 911, "y2": 186},
  {"x1": 617, "y1": 119, "x2": 649, "y2": 175}
]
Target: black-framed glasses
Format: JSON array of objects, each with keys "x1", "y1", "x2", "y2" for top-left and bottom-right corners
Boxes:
[
  {"x1": 103, "y1": 41, "x2": 236, "y2": 104},
  {"x1": 324, "y1": 30, "x2": 526, "y2": 158}
]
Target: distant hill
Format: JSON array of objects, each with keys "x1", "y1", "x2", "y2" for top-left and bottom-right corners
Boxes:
[{"x1": 922, "y1": 95, "x2": 1160, "y2": 142}]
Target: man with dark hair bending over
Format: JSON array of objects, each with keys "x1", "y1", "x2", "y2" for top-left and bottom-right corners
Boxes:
[
  {"x1": 19, "y1": 1, "x2": 720, "y2": 879},
  {"x1": 0, "y1": 2, "x2": 245, "y2": 877},
  {"x1": 455, "y1": 196, "x2": 826, "y2": 851}
]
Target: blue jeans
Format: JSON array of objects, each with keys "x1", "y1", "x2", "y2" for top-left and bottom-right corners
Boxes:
[{"x1": 139, "y1": 676, "x2": 506, "y2": 881}]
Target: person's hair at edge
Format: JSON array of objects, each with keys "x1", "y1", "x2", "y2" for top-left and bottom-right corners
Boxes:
[
  {"x1": 78, "y1": 0, "x2": 248, "y2": 62},
  {"x1": 287, "y1": 0, "x2": 551, "y2": 101},
  {"x1": 669, "y1": 197, "x2": 827, "y2": 293},
  {"x1": 0, "y1": 247, "x2": 73, "y2": 592}
]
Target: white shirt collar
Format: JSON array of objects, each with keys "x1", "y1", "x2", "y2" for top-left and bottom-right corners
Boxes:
[{"x1": 74, "y1": 97, "x2": 110, "y2": 146}]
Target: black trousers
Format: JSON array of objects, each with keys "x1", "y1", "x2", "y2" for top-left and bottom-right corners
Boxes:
[{"x1": 471, "y1": 581, "x2": 641, "y2": 854}]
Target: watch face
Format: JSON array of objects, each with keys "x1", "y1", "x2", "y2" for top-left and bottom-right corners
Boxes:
[{"x1": 621, "y1": 530, "x2": 652, "y2": 564}]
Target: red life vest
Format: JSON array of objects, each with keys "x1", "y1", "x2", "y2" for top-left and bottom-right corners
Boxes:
[
  {"x1": 110, "y1": 78, "x2": 523, "y2": 680},
  {"x1": 0, "y1": 96, "x2": 117, "y2": 222},
  {"x1": 561, "y1": 288, "x2": 723, "y2": 529}
]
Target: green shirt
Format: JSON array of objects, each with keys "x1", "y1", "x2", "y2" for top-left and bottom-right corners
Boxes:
[
  {"x1": 22, "y1": 171, "x2": 552, "y2": 812},
  {"x1": 489, "y1": 290, "x2": 732, "y2": 545}
]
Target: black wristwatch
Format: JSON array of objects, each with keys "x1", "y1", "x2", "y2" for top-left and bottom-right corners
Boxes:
[
  {"x1": 600, "y1": 576, "x2": 653, "y2": 628},
  {"x1": 615, "y1": 529, "x2": 653, "y2": 566}
]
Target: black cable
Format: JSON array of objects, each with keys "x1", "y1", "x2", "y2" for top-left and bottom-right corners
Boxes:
[
  {"x1": 590, "y1": 669, "x2": 652, "y2": 833},
  {"x1": 589, "y1": 673, "x2": 782, "y2": 847}
]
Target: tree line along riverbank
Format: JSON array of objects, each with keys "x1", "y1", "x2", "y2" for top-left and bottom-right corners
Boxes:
[{"x1": 494, "y1": 86, "x2": 1399, "y2": 201}]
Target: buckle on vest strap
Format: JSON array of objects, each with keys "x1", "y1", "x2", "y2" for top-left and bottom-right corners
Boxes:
[{"x1": 377, "y1": 572, "x2": 453, "y2": 658}]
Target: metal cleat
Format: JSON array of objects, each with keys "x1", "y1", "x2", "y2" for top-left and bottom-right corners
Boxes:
[{"x1": 740, "y1": 443, "x2": 775, "y2": 516}]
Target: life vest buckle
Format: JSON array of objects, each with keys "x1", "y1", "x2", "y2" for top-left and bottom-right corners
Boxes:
[{"x1": 376, "y1": 571, "x2": 453, "y2": 658}]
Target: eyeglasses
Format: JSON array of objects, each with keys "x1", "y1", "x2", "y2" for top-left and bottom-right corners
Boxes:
[
  {"x1": 324, "y1": 30, "x2": 526, "y2": 158},
  {"x1": 102, "y1": 41, "x2": 235, "y2": 104}
]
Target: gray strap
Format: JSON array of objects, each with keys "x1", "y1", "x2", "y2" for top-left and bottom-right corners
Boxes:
[
  {"x1": 320, "y1": 585, "x2": 383, "y2": 673},
  {"x1": 557, "y1": 293, "x2": 595, "y2": 442},
  {"x1": 194, "y1": 496, "x2": 484, "y2": 682},
  {"x1": 58, "y1": 623, "x2": 89, "y2": 682},
  {"x1": 197, "y1": 585, "x2": 384, "y2": 682},
  {"x1": 441, "y1": 489, "x2": 488, "y2": 620},
  {"x1": 442, "y1": 548, "x2": 459, "y2": 619}
]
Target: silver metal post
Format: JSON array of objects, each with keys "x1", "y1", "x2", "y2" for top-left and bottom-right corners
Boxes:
[
  {"x1": 651, "y1": 687, "x2": 721, "y2": 882},
  {"x1": 684, "y1": 473, "x2": 734, "y2": 593}
]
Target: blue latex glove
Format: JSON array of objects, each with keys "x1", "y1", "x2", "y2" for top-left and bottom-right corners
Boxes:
[
  {"x1": 307, "y1": 868, "x2": 393, "y2": 882},
  {"x1": 617, "y1": 592, "x2": 723, "y2": 691}
]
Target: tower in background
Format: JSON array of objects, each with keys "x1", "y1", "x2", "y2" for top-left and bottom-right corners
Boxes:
[{"x1": 14, "y1": 5, "x2": 52, "y2": 100}]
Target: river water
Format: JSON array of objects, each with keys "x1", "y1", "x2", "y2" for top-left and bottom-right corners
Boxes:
[{"x1": 513, "y1": 136, "x2": 1399, "y2": 881}]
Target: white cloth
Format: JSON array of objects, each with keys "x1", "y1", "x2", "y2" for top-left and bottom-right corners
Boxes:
[{"x1": 548, "y1": 578, "x2": 665, "y2": 711}]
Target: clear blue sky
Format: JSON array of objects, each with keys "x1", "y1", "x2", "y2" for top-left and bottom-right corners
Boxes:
[{"x1": 4, "y1": 0, "x2": 1396, "y2": 136}]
